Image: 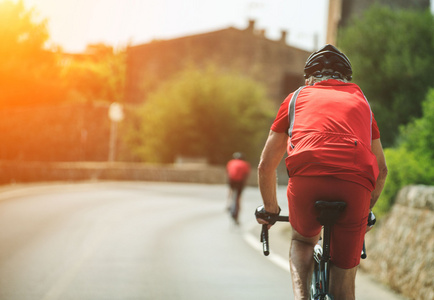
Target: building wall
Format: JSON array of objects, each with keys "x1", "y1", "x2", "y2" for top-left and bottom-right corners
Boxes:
[{"x1": 125, "y1": 20, "x2": 311, "y2": 105}]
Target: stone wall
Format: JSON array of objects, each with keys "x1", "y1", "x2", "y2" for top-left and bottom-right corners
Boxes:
[
  {"x1": 0, "y1": 104, "x2": 110, "y2": 162},
  {"x1": 362, "y1": 185, "x2": 434, "y2": 300},
  {"x1": 0, "y1": 161, "x2": 259, "y2": 186}
]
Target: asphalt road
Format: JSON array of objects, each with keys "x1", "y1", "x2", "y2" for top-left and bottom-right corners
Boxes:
[{"x1": 0, "y1": 182, "x2": 406, "y2": 300}]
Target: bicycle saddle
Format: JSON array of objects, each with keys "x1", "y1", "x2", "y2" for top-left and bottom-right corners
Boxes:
[
  {"x1": 315, "y1": 201, "x2": 346, "y2": 211},
  {"x1": 315, "y1": 201, "x2": 346, "y2": 226}
]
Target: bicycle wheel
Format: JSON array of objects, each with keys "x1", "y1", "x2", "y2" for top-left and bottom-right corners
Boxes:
[
  {"x1": 310, "y1": 263, "x2": 319, "y2": 300},
  {"x1": 229, "y1": 189, "x2": 240, "y2": 224}
]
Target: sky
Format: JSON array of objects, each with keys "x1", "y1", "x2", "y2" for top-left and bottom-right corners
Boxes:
[{"x1": 20, "y1": 0, "x2": 330, "y2": 53}]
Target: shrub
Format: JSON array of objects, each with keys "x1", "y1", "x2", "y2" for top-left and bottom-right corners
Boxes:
[
  {"x1": 376, "y1": 89, "x2": 434, "y2": 216},
  {"x1": 123, "y1": 66, "x2": 275, "y2": 165}
]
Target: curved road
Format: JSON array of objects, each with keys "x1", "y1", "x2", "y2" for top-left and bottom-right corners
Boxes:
[{"x1": 0, "y1": 182, "x2": 406, "y2": 300}]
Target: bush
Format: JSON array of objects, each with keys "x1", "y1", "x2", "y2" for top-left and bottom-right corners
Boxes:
[
  {"x1": 376, "y1": 89, "x2": 434, "y2": 216},
  {"x1": 123, "y1": 66, "x2": 275, "y2": 165},
  {"x1": 375, "y1": 148, "x2": 432, "y2": 216}
]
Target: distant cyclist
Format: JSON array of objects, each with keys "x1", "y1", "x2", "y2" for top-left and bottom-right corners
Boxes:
[
  {"x1": 255, "y1": 45, "x2": 388, "y2": 300},
  {"x1": 226, "y1": 152, "x2": 251, "y2": 225}
]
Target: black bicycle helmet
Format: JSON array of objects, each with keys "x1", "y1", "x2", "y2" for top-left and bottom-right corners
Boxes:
[{"x1": 304, "y1": 44, "x2": 352, "y2": 81}]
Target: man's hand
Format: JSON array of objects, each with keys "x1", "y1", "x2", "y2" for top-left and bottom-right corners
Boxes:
[
  {"x1": 255, "y1": 205, "x2": 281, "y2": 228},
  {"x1": 366, "y1": 211, "x2": 376, "y2": 233}
]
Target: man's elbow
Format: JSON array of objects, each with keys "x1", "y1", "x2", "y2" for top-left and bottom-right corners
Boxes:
[
  {"x1": 258, "y1": 160, "x2": 276, "y2": 176},
  {"x1": 379, "y1": 164, "x2": 388, "y2": 179}
]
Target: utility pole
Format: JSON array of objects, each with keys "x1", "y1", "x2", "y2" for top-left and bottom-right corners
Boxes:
[
  {"x1": 326, "y1": 0, "x2": 343, "y2": 45},
  {"x1": 108, "y1": 102, "x2": 124, "y2": 162}
]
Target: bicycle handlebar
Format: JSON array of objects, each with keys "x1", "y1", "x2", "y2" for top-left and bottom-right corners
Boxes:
[
  {"x1": 261, "y1": 225, "x2": 270, "y2": 256},
  {"x1": 259, "y1": 215, "x2": 289, "y2": 256},
  {"x1": 361, "y1": 242, "x2": 367, "y2": 259},
  {"x1": 259, "y1": 215, "x2": 369, "y2": 259}
]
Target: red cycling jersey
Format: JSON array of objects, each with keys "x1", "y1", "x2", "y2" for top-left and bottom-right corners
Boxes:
[
  {"x1": 271, "y1": 79, "x2": 380, "y2": 191},
  {"x1": 226, "y1": 159, "x2": 251, "y2": 182}
]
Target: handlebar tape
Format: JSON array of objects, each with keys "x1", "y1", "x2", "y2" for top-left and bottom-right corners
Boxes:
[{"x1": 261, "y1": 224, "x2": 270, "y2": 256}]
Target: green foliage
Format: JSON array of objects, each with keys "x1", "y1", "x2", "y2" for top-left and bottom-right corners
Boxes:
[
  {"x1": 0, "y1": 2, "x2": 126, "y2": 107},
  {"x1": 0, "y1": 0, "x2": 65, "y2": 106},
  {"x1": 338, "y1": 5, "x2": 434, "y2": 146},
  {"x1": 375, "y1": 148, "x2": 432, "y2": 217},
  {"x1": 0, "y1": 0, "x2": 48, "y2": 57},
  {"x1": 0, "y1": 2, "x2": 125, "y2": 161},
  {"x1": 123, "y1": 66, "x2": 275, "y2": 165},
  {"x1": 399, "y1": 89, "x2": 434, "y2": 158},
  {"x1": 61, "y1": 44, "x2": 126, "y2": 104},
  {"x1": 375, "y1": 89, "x2": 434, "y2": 216}
]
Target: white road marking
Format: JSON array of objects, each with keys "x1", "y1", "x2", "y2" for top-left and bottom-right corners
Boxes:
[{"x1": 243, "y1": 222, "x2": 290, "y2": 273}]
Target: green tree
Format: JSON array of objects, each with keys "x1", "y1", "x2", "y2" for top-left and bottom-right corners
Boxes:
[
  {"x1": 375, "y1": 88, "x2": 434, "y2": 216},
  {"x1": 399, "y1": 89, "x2": 434, "y2": 159},
  {"x1": 123, "y1": 66, "x2": 275, "y2": 164},
  {"x1": 61, "y1": 44, "x2": 126, "y2": 104},
  {"x1": 338, "y1": 5, "x2": 434, "y2": 146},
  {"x1": 0, "y1": 0, "x2": 65, "y2": 106}
]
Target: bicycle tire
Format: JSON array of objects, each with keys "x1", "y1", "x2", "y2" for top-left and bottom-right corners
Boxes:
[{"x1": 310, "y1": 263, "x2": 319, "y2": 299}]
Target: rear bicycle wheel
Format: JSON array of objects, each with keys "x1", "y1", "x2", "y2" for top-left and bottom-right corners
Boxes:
[
  {"x1": 310, "y1": 263, "x2": 319, "y2": 300},
  {"x1": 229, "y1": 189, "x2": 239, "y2": 224},
  {"x1": 311, "y1": 242, "x2": 323, "y2": 299}
]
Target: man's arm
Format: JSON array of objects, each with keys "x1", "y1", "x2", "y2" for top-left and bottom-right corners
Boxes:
[
  {"x1": 370, "y1": 138, "x2": 388, "y2": 209},
  {"x1": 257, "y1": 130, "x2": 288, "y2": 216}
]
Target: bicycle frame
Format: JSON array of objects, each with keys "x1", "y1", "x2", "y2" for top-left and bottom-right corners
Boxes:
[
  {"x1": 311, "y1": 229, "x2": 368, "y2": 300},
  {"x1": 310, "y1": 218, "x2": 335, "y2": 300}
]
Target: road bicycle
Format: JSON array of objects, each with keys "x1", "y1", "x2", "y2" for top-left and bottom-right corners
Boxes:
[
  {"x1": 256, "y1": 202, "x2": 375, "y2": 300},
  {"x1": 227, "y1": 186, "x2": 240, "y2": 225}
]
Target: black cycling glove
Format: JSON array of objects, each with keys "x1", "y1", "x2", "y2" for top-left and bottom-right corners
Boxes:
[
  {"x1": 255, "y1": 205, "x2": 281, "y2": 225},
  {"x1": 367, "y1": 211, "x2": 376, "y2": 227}
]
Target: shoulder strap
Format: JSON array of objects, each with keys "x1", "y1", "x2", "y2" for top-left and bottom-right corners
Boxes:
[
  {"x1": 288, "y1": 86, "x2": 305, "y2": 138},
  {"x1": 359, "y1": 89, "x2": 373, "y2": 145}
]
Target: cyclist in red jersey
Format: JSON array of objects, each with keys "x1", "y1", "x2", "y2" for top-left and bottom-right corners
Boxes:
[
  {"x1": 255, "y1": 45, "x2": 388, "y2": 300},
  {"x1": 226, "y1": 152, "x2": 251, "y2": 224}
]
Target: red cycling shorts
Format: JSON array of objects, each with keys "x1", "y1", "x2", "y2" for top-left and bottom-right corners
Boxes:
[{"x1": 287, "y1": 176, "x2": 371, "y2": 269}]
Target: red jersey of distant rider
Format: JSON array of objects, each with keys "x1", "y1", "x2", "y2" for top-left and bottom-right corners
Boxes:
[
  {"x1": 271, "y1": 79, "x2": 380, "y2": 191},
  {"x1": 226, "y1": 159, "x2": 251, "y2": 182}
]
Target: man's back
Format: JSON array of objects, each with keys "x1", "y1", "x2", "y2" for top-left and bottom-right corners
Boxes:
[
  {"x1": 290, "y1": 80, "x2": 372, "y2": 145},
  {"x1": 282, "y1": 79, "x2": 379, "y2": 191},
  {"x1": 226, "y1": 159, "x2": 250, "y2": 182}
]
